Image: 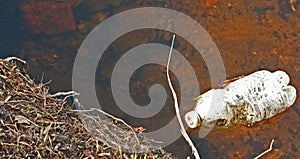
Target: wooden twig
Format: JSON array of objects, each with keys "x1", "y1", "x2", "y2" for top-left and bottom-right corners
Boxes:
[
  {"x1": 254, "y1": 139, "x2": 274, "y2": 159},
  {"x1": 166, "y1": 34, "x2": 201, "y2": 159},
  {"x1": 14, "y1": 115, "x2": 39, "y2": 127}
]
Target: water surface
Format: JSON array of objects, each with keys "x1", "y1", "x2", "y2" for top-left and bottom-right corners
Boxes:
[{"x1": 0, "y1": 0, "x2": 299, "y2": 158}]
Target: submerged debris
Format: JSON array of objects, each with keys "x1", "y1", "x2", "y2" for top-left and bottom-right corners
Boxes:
[
  {"x1": 19, "y1": 1, "x2": 76, "y2": 34},
  {"x1": 290, "y1": 0, "x2": 297, "y2": 11},
  {"x1": 0, "y1": 57, "x2": 174, "y2": 158},
  {"x1": 201, "y1": 0, "x2": 219, "y2": 8},
  {"x1": 185, "y1": 70, "x2": 297, "y2": 128}
]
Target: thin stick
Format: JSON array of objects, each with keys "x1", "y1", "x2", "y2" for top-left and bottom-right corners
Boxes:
[
  {"x1": 254, "y1": 139, "x2": 274, "y2": 159},
  {"x1": 4, "y1": 57, "x2": 26, "y2": 64},
  {"x1": 166, "y1": 34, "x2": 201, "y2": 159},
  {"x1": 46, "y1": 91, "x2": 79, "y2": 98}
]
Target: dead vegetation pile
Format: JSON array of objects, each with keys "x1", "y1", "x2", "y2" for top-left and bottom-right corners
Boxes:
[{"x1": 0, "y1": 57, "x2": 174, "y2": 159}]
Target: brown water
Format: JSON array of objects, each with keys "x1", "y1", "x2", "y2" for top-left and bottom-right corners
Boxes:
[{"x1": 1, "y1": 0, "x2": 299, "y2": 158}]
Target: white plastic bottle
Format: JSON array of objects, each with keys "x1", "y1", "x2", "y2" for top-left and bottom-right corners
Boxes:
[{"x1": 185, "y1": 70, "x2": 297, "y2": 128}]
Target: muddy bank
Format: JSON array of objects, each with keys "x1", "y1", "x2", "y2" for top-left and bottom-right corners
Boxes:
[{"x1": 0, "y1": 57, "x2": 174, "y2": 158}]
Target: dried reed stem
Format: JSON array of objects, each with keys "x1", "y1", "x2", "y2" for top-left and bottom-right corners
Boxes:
[{"x1": 166, "y1": 34, "x2": 201, "y2": 159}]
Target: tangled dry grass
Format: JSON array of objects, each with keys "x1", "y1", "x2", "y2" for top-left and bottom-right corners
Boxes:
[{"x1": 0, "y1": 57, "x2": 174, "y2": 159}]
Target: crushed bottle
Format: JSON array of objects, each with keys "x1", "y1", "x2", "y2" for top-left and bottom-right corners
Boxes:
[{"x1": 185, "y1": 70, "x2": 297, "y2": 128}]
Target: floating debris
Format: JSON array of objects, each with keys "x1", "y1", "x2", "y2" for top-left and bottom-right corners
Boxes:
[{"x1": 185, "y1": 70, "x2": 297, "y2": 128}]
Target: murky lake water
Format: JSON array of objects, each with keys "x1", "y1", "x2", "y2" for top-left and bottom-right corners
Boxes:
[{"x1": 1, "y1": 0, "x2": 299, "y2": 158}]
